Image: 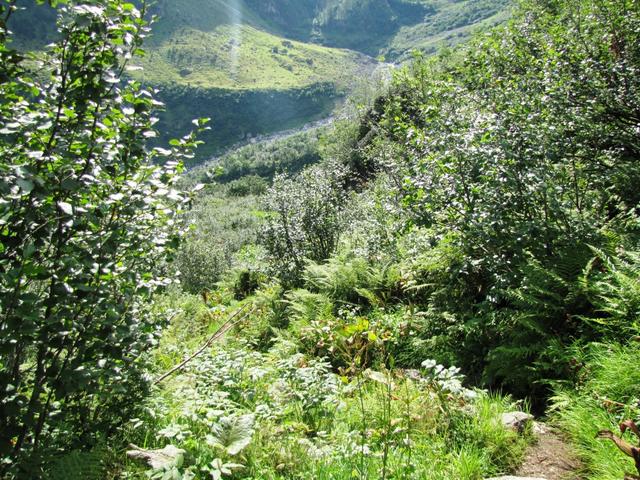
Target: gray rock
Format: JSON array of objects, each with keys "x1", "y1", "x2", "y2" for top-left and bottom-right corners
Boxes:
[
  {"x1": 501, "y1": 411, "x2": 534, "y2": 432},
  {"x1": 532, "y1": 421, "x2": 550, "y2": 436}
]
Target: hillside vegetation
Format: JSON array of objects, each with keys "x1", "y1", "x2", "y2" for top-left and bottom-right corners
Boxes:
[
  {"x1": 243, "y1": 0, "x2": 511, "y2": 60},
  {"x1": 383, "y1": 0, "x2": 510, "y2": 59},
  {"x1": 147, "y1": 0, "x2": 638, "y2": 478},
  {"x1": 134, "y1": 26, "x2": 368, "y2": 91}
]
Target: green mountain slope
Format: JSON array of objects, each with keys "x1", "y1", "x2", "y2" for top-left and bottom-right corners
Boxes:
[
  {"x1": 138, "y1": 0, "x2": 377, "y2": 160},
  {"x1": 383, "y1": 0, "x2": 511, "y2": 59},
  {"x1": 241, "y1": 0, "x2": 511, "y2": 60},
  {"x1": 147, "y1": 0, "x2": 269, "y2": 39},
  {"x1": 130, "y1": 18, "x2": 372, "y2": 160},
  {"x1": 7, "y1": 0, "x2": 510, "y2": 162},
  {"x1": 135, "y1": 25, "x2": 370, "y2": 91}
]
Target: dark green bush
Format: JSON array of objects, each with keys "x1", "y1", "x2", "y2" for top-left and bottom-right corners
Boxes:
[
  {"x1": 0, "y1": 1, "x2": 202, "y2": 474},
  {"x1": 227, "y1": 175, "x2": 268, "y2": 197}
]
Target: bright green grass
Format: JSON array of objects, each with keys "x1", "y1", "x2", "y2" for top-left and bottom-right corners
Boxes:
[
  {"x1": 553, "y1": 343, "x2": 640, "y2": 479},
  {"x1": 147, "y1": 0, "x2": 269, "y2": 42},
  {"x1": 133, "y1": 25, "x2": 372, "y2": 91}
]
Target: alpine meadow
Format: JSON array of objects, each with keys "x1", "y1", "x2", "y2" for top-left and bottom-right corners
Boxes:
[{"x1": 1, "y1": 1, "x2": 639, "y2": 479}]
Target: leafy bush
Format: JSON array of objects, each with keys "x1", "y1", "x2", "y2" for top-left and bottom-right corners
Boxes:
[
  {"x1": 176, "y1": 193, "x2": 263, "y2": 293},
  {"x1": 344, "y1": 0, "x2": 640, "y2": 398},
  {"x1": 340, "y1": 174, "x2": 406, "y2": 260},
  {"x1": 0, "y1": 1, "x2": 201, "y2": 474},
  {"x1": 226, "y1": 175, "x2": 268, "y2": 197},
  {"x1": 261, "y1": 162, "x2": 347, "y2": 286}
]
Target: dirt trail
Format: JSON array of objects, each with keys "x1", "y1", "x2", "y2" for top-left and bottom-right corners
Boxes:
[{"x1": 516, "y1": 423, "x2": 582, "y2": 480}]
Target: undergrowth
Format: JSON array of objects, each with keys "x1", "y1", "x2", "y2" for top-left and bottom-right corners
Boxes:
[
  {"x1": 552, "y1": 343, "x2": 640, "y2": 480},
  {"x1": 114, "y1": 299, "x2": 529, "y2": 479}
]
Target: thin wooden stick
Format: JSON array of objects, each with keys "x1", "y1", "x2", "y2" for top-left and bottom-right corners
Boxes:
[{"x1": 153, "y1": 304, "x2": 255, "y2": 385}]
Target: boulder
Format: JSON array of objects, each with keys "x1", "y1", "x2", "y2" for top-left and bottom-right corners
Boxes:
[{"x1": 502, "y1": 411, "x2": 534, "y2": 432}]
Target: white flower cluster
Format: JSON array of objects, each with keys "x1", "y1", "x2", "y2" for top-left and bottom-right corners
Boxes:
[{"x1": 420, "y1": 359, "x2": 477, "y2": 401}]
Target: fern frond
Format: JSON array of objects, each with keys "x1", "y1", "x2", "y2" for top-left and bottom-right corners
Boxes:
[{"x1": 46, "y1": 451, "x2": 105, "y2": 480}]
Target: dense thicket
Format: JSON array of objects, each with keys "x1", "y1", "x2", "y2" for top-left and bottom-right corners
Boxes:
[
  {"x1": 191, "y1": 127, "x2": 324, "y2": 184},
  {"x1": 0, "y1": 1, "x2": 200, "y2": 476},
  {"x1": 371, "y1": 0, "x2": 640, "y2": 396},
  {"x1": 253, "y1": 0, "x2": 640, "y2": 402}
]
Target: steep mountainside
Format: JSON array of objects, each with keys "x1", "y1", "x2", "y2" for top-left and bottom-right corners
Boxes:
[
  {"x1": 242, "y1": 0, "x2": 510, "y2": 59},
  {"x1": 8, "y1": 0, "x2": 510, "y2": 162}
]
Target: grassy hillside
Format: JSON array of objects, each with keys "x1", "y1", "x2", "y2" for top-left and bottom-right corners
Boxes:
[
  {"x1": 383, "y1": 0, "x2": 511, "y2": 60},
  {"x1": 134, "y1": 2, "x2": 376, "y2": 158},
  {"x1": 240, "y1": 0, "x2": 511, "y2": 60},
  {"x1": 134, "y1": 25, "x2": 371, "y2": 91},
  {"x1": 143, "y1": 0, "x2": 513, "y2": 68},
  {"x1": 147, "y1": 0, "x2": 269, "y2": 40},
  {"x1": 7, "y1": 0, "x2": 510, "y2": 161}
]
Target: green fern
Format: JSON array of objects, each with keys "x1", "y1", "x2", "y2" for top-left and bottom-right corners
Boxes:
[
  {"x1": 506, "y1": 259, "x2": 567, "y2": 313},
  {"x1": 580, "y1": 247, "x2": 640, "y2": 336},
  {"x1": 484, "y1": 249, "x2": 594, "y2": 394},
  {"x1": 304, "y1": 255, "x2": 370, "y2": 304},
  {"x1": 46, "y1": 450, "x2": 105, "y2": 480},
  {"x1": 304, "y1": 254, "x2": 402, "y2": 307},
  {"x1": 285, "y1": 289, "x2": 333, "y2": 324}
]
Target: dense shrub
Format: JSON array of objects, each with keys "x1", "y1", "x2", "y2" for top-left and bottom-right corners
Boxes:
[
  {"x1": 355, "y1": 0, "x2": 640, "y2": 396},
  {"x1": 226, "y1": 175, "x2": 268, "y2": 197},
  {"x1": 188, "y1": 126, "x2": 325, "y2": 186},
  {"x1": 0, "y1": 1, "x2": 202, "y2": 474},
  {"x1": 261, "y1": 162, "x2": 347, "y2": 286}
]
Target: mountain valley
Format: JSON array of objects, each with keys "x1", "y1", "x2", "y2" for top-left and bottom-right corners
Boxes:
[{"x1": 10, "y1": 0, "x2": 510, "y2": 161}]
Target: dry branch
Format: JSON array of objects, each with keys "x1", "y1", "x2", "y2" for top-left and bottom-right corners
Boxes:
[{"x1": 153, "y1": 303, "x2": 255, "y2": 385}]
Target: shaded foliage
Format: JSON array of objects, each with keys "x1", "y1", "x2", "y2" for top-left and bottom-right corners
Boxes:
[{"x1": 0, "y1": 1, "x2": 201, "y2": 475}]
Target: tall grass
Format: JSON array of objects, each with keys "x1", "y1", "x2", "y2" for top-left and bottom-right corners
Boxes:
[{"x1": 552, "y1": 343, "x2": 640, "y2": 479}]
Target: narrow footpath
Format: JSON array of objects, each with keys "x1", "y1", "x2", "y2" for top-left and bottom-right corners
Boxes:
[
  {"x1": 489, "y1": 420, "x2": 582, "y2": 480},
  {"x1": 516, "y1": 422, "x2": 582, "y2": 479}
]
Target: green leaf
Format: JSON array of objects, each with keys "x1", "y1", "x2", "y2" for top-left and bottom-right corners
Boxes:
[
  {"x1": 209, "y1": 415, "x2": 255, "y2": 456},
  {"x1": 58, "y1": 202, "x2": 73, "y2": 215},
  {"x1": 16, "y1": 179, "x2": 34, "y2": 194}
]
